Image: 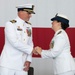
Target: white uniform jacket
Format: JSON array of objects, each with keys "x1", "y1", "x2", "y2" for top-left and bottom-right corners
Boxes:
[
  {"x1": 41, "y1": 29, "x2": 75, "y2": 74},
  {"x1": 0, "y1": 16, "x2": 33, "y2": 70}
]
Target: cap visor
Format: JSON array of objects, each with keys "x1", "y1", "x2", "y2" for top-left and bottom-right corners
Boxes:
[
  {"x1": 51, "y1": 18, "x2": 55, "y2": 21},
  {"x1": 24, "y1": 10, "x2": 35, "y2": 14},
  {"x1": 32, "y1": 11, "x2": 35, "y2": 14}
]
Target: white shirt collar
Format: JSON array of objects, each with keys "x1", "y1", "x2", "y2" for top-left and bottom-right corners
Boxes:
[
  {"x1": 15, "y1": 16, "x2": 25, "y2": 23},
  {"x1": 54, "y1": 29, "x2": 63, "y2": 36}
]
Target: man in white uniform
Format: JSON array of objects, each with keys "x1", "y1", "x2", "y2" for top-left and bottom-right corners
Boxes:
[
  {"x1": 35, "y1": 13, "x2": 75, "y2": 75},
  {"x1": 0, "y1": 4, "x2": 35, "y2": 75}
]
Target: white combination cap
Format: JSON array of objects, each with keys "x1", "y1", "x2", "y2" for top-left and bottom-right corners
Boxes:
[{"x1": 16, "y1": 4, "x2": 35, "y2": 14}]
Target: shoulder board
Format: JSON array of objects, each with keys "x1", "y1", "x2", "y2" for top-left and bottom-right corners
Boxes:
[
  {"x1": 10, "y1": 20, "x2": 17, "y2": 23},
  {"x1": 57, "y1": 31, "x2": 62, "y2": 35},
  {"x1": 25, "y1": 21, "x2": 31, "y2": 25}
]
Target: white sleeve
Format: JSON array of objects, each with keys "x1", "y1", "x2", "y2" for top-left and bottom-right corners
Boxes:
[
  {"x1": 41, "y1": 34, "x2": 66, "y2": 58},
  {"x1": 26, "y1": 54, "x2": 32, "y2": 62},
  {"x1": 26, "y1": 27, "x2": 33, "y2": 62},
  {"x1": 5, "y1": 22, "x2": 33, "y2": 55}
]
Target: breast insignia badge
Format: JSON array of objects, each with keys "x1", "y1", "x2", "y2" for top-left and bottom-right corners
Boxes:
[
  {"x1": 17, "y1": 26, "x2": 22, "y2": 31},
  {"x1": 50, "y1": 41, "x2": 54, "y2": 49},
  {"x1": 26, "y1": 27, "x2": 31, "y2": 37}
]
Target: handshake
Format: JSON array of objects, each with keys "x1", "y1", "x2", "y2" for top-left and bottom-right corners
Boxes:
[{"x1": 32, "y1": 46, "x2": 42, "y2": 55}]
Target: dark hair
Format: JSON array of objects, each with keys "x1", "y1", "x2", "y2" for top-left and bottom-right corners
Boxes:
[
  {"x1": 61, "y1": 22, "x2": 69, "y2": 30},
  {"x1": 57, "y1": 20, "x2": 69, "y2": 30}
]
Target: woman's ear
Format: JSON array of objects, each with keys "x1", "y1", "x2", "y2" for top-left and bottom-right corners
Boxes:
[
  {"x1": 58, "y1": 22, "x2": 62, "y2": 28},
  {"x1": 59, "y1": 21, "x2": 61, "y2": 25}
]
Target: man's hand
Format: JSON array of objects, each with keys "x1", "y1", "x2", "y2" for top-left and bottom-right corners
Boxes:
[
  {"x1": 23, "y1": 61, "x2": 31, "y2": 71},
  {"x1": 35, "y1": 46, "x2": 42, "y2": 55},
  {"x1": 32, "y1": 48, "x2": 38, "y2": 55}
]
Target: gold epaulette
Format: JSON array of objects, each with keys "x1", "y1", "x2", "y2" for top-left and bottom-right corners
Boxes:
[
  {"x1": 10, "y1": 20, "x2": 17, "y2": 23},
  {"x1": 57, "y1": 31, "x2": 62, "y2": 35},
  {"x1": 25, "y1": 21, "x2": 31, "y2": 25}
]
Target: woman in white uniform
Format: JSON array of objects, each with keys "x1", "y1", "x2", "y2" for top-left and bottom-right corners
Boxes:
[{"x1": 35, "y1": 13, "x2": 75, "y2": 75}]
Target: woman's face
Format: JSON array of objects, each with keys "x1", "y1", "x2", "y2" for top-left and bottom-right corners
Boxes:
[{"x1": 51, "y1": 20, "x2": 61, "y2": 32}]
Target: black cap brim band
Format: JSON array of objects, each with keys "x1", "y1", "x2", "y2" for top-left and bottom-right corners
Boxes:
[{"x1": 51, "y1": 16, "x2": 69, "y2": 25}]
